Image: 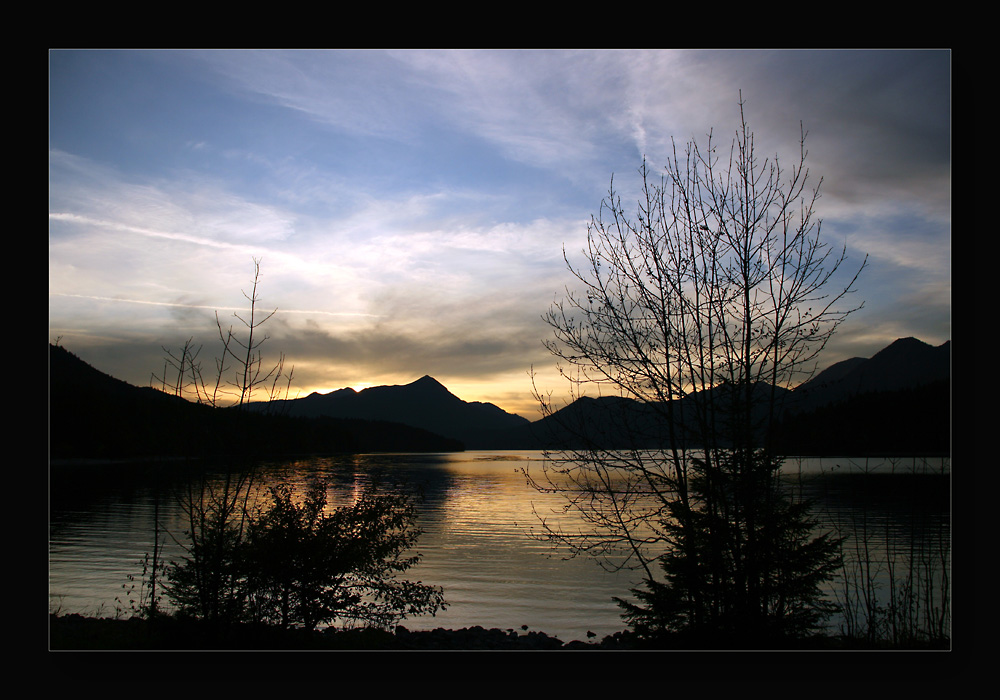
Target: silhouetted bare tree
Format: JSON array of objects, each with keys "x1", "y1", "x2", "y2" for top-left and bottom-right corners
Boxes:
[
  {"x1": 526, "y1": 95, "x2": 866, "y2": 644},
  {"x1": 154, "y1": 257, "x2": 293, "y2": 411},
  {"x1": 153, "y1": 258, "x2": 292, "y2": 623}
]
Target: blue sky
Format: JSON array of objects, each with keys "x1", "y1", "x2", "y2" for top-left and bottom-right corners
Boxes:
[{"x1": 49, "y1": 49, "x2": 951, "y2": 419}]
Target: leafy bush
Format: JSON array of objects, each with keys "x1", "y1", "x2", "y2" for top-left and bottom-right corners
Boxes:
[{"x1": 166, "y1": 479, "x2": 445, "y2": 631}]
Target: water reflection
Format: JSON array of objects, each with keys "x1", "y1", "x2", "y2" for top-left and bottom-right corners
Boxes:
[{"x1": 49, "y1": 451, "x2": 950, "y2": 643}]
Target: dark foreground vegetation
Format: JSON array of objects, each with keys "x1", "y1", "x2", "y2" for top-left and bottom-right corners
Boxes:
[{"x1": 49, "y1": 613, "x2": 949, "y2": 651}]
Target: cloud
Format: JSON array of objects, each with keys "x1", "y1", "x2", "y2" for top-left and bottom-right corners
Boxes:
[
  {"x1": 184, "y1": 50, "x2": 437, "y2": 143},
  {"x1": 49, "y1": 212, "x2": 255, "y2": 252},
  {"x1": 50, "y1": 150, "x2": 298, "y2": 246},
  {"x1": 50, "y1": 50, "x2": 950, "y2": 414},
  {"x1": 191, "y1": 50, "x2": 656, "y2": 187}
]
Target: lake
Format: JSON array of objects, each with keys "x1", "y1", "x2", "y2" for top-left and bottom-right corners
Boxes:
[{"x1": 48, "y1": 450, "x2": 950, "y2": 644}]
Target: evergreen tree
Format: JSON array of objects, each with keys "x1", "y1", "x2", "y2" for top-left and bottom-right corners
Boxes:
[{"x1": 616, "y1": 449, "x2": 842, "y2": 644}]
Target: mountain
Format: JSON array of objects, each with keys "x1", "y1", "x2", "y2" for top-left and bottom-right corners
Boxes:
[
  {"x1": 256, "y1": 375, "x2": 531, "y2": 448},
  {"x1": 488, "y1": 382, "x2": 795, "y2": 451},
  {"x1": 486, "y1": 395, "x2": 649, "y2": 450},
  {"x1": 790, "y1": 337, "x2": 951, "y2": 411},
  {"x1": 48, "y1": 345, "x2": 462, "y2": 461},
  {"x1": 49, "y1": 335, "x2": 950, "y2": 460},
  {"x1": 487, "y1": 337, "x2": 951, "y2": 455},
  {"x1": 50, "y1": 343, "x2": 216, "y2": 460},
  {"x1": 773, "y1": 378, "x2": 949, "y2": 456},
  {"x1": 770, "y1": 337, "x2": 951, "y2": 455}
]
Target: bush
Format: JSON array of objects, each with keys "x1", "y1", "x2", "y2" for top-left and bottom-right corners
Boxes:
[{"x1": 166, "y1": 479, "x2": 445, "y2": 631}]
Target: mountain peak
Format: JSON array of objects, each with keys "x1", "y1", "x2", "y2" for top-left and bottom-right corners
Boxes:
[
  {"x1": 871, "y1": 337, "x2": 948, "y2": 363},
  {"x1": 410, "y1": 375, "x2": 448, "y2": 390},
  {"x1": 877, "y1": 337, "x2": 930, "y2": 354},
  {"x1": 792, "y1": 335, "x2": 949, "y2": 409},
  {"x1": 308, "y1": 387, "x2": 356, "y2": 398},
  {"x1": 263, "y1": 372, "x2": 528, "y2": 446}
]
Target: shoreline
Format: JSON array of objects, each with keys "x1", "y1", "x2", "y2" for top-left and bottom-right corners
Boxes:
[
  {"x1": 48, "y1": 613, "x2": 945, "y2": 651},
  {"x1": 48, "y1": 613, "x2": 611, "y2": 650}
]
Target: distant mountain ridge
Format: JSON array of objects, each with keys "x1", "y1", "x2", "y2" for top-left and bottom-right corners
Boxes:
[
  {"x1": 254, "y1": 375, "x2": 531, "y2": 448},
  {"x1": 49, "y1": 336, "x2": 950, "y2": 460},
  {"x1": 772, "y1": 337, "x2": 951, "y2": 455},
  {"x1": 791, "y1": 337, "x2": 950, "y2": 411},
  {"x1": 48, "y1": 345, "x2": 462, "y2": 461},
  {"x1": 482, "y1": 337, "x2": 951, "y2": 454}
]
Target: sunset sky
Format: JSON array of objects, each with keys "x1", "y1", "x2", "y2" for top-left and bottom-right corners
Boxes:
[{"x1": 49, "y1": 49, "x2": 951, "y2": 420}]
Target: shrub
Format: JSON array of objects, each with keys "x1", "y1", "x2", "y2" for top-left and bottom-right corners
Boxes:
[{"x1": 166, "y1": 479, "x2": 445, "y2": 631}]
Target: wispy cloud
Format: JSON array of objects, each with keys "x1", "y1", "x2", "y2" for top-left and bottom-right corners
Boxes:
[
  {"x1": 49, "y1": 213, "x2": 254, "y2": 252},
  {"x1": 49, "y1": 49, "x2": 950, "y2": 409},
  {"x1": 49, "y1": 292, "x2": 380, "y2": 318}
]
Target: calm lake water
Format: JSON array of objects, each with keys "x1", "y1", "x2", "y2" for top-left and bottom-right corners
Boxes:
[{"x1": 48, "y1": 450, "x2": 950, "y2": 644}]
